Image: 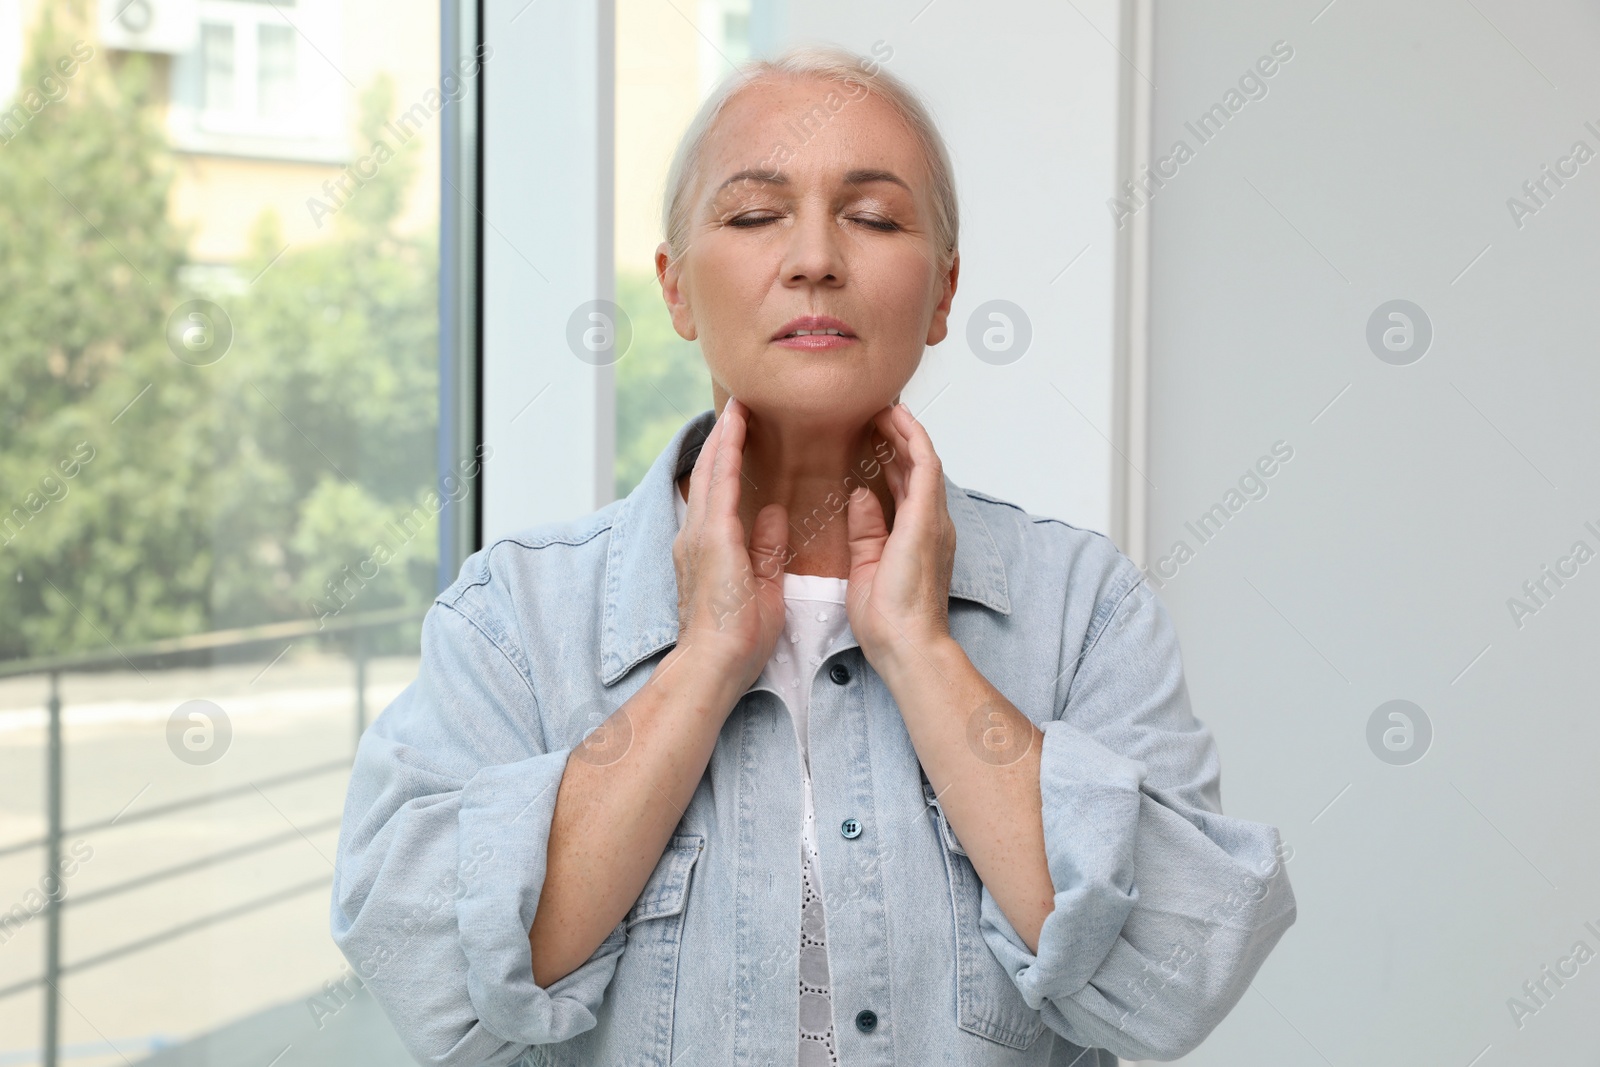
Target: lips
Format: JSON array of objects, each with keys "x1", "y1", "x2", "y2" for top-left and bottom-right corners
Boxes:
[{"x1": 771, "y1": 315, "x2": 857, "y2": 341}]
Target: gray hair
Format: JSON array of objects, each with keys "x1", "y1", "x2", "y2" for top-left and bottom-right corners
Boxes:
[{"x1": 660, "y1": 43, "x2": 959, "y2": 271}]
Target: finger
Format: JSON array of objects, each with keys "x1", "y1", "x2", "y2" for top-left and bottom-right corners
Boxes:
[
  {"x1": 685, "y1": 406, "x2": 726, "y2": 528},
  {"x1": 873, "y1": 404, "x2": 909, "y2": 461},
  {"x1": 845, "y1": 484, "x2": 888, "y2": 574},
  {"x1": 708, "y1": 398, "x2": 747, "y2": 533},
  {"x1": 892, "y1": 403, "x2": 945, "y2": 512},
  {"x1": 872, "y1": 407, "x2": 911, "y2": 504},
  {"x1": 880, "y1": 443, "x2": 909, "y2": 505},
  {"x1": 893, "y1": 402, "x2": 937, "y2": 464}
]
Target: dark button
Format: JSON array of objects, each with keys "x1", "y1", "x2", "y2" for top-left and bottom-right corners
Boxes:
[
  {"x1": 855, "y1": 1009, "x2": 877, "y2": 1033},
  {"x1": 829, "y1": 663, "x2": 851, "y2": 685},
  {"x1": 840, "y1": 817, "x2": 862, "y2": 839}
]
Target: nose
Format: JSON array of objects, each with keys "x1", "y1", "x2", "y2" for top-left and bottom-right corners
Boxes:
[{"x1": 778, "y1": 202, "x2": 845, "y2": 288}]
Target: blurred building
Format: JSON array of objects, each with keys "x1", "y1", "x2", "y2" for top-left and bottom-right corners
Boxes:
[{"x1": 2, "y1": 0, "x2": 441, "y2": 272}]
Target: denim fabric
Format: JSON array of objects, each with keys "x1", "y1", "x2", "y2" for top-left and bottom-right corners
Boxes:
[{"x1": 329, "y1": 408, "x2": 1297, "y2": 1067}]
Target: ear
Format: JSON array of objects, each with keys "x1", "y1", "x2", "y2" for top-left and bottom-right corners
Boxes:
[
  {"x1": 924, "y1": 250, "x2": 960, "y2": 347},
  {"x1": 656, "y1": 241, "x2": 698, "y2": 342}
]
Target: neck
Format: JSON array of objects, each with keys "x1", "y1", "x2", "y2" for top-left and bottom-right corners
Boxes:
[{"x1": 678, "y1": 403, "x2": 897, "y2": 579}]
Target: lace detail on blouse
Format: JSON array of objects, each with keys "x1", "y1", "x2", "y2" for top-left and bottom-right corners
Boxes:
[{"x1": 798, "y1": 831, "x2": 838, "y2": 1065}]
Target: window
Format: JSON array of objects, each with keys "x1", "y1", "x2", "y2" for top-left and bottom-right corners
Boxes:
[
  {"x1": 256, "y1": 23, "x2": 296, "y2": 118},
  {"x1": 169, "y1": 0, "x2": 345, "y2": 161},
  {"x1": 0, "y1": 0, "x2": 454, "y2": 1059},
  {"x1": 200, "y1": 22, "x2": 234, "y2": 112}
]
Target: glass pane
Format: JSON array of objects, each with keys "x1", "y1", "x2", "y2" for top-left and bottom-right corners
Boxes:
[
  {"x1": 0, "y1": 1, "x2": 444, "y2": 1063},
  {"x1": 256, "y1": 24, "x2": 296, "y2": 119},
  {"x1": 201, "y1": 22, "x2": 235, "y2": 113},
  {"x1": 611, "y1": 0, "x2": 758, "y2": 498}
]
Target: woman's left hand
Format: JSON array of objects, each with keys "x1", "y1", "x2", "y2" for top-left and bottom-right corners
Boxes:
[{"x1": 846, "y1": 402, "x2": 958, "y2": 675}]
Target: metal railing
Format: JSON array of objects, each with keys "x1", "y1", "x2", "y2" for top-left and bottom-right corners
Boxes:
[{"x1": 0, "y1": 606, "x2": 426, "y2": 1067}]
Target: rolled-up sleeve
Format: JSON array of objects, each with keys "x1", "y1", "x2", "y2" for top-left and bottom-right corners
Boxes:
[
  {"x1": 978, "y1": 571, "x2": 1298, "y2": 1061},
  {"x1": 329, "y1": 597, "x2": 625, "y2": 1067}
]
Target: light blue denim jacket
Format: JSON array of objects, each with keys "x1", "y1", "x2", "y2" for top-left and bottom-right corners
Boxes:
[{"x1": 330, "y1": 409, "x2": 1297, "y2": 1067}]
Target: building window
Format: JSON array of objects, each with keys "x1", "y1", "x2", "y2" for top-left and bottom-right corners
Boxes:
[
  {"x1": 201, "y1": 22, "x2": 235, "y2": 112},
  {"x1": 170, "y1": 0, "x2": 346, "y2": 162},
  {"x1": 256, "y1": 22, "x2": 297, "y2": 118}
]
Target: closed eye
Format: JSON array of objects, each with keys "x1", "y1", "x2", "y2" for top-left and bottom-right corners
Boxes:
[
  {"x1": 726, "y1": 213, "x2": 900, "y2": 231},
  {"x1": 852, "y1": 215, "x2": 899, "y2": 232}
]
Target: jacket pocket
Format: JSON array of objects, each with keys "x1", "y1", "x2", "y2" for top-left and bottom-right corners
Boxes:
[
  {"x1": 925, "y1": 778, "x2": 1047, "y2": 1051},
  {"x1": 530, "y1": 834, "x2": 704, "y2": 1067},
  {"x1": 625, "y1": 833, "x2": 703, "y2": 931}
]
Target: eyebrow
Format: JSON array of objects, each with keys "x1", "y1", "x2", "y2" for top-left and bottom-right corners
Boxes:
[{"x1": 713, "y1": 168, "x2": 913, "y2": 195}]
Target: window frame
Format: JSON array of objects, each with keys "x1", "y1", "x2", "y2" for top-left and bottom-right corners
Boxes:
[{"x1": 437, "y1": 0, "x2": 484, "y2": 590}]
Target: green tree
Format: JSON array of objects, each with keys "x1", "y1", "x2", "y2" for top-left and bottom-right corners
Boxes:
[
  {"x1": 206, "y1": 78, "x2": 440, "y2": 634},
  {"x1": 0, "y1": 5, "x2": 438, "y2": 660},
  {"x1": 0, "y1": 4, "x2": 202, "y2": 658}
]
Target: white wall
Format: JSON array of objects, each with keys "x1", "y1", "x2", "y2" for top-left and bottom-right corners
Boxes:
[{"x1": 1142, "y1": 0, "x2": 1600, "y2": 1061}]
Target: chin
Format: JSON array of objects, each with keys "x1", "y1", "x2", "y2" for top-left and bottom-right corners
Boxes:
[{"x1": 733, "y1": 390, "x2": 892, "y2": 431}]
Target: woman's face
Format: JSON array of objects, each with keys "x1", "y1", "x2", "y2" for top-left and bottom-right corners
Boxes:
[{"x1": 657, "y1": 75, "x2": 959, "y2": 431}]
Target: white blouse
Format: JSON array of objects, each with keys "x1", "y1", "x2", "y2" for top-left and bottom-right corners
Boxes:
[{"x1": 673, "y1": 486, "x2": 849, "y2": 1065}]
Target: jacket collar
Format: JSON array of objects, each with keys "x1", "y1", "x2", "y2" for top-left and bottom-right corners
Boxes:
[{"x1": 599, "y1": 408, "x2": 1012, "y2": 685}]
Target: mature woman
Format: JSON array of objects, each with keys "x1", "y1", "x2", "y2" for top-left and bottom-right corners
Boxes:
[{"x1": 331, "y1": 44, "x2": 1296, "y2": 1067}]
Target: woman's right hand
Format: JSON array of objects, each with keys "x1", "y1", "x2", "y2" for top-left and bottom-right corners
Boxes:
[{"x1": 671, "y1": 397, "x2": 790, "y2": 700}]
